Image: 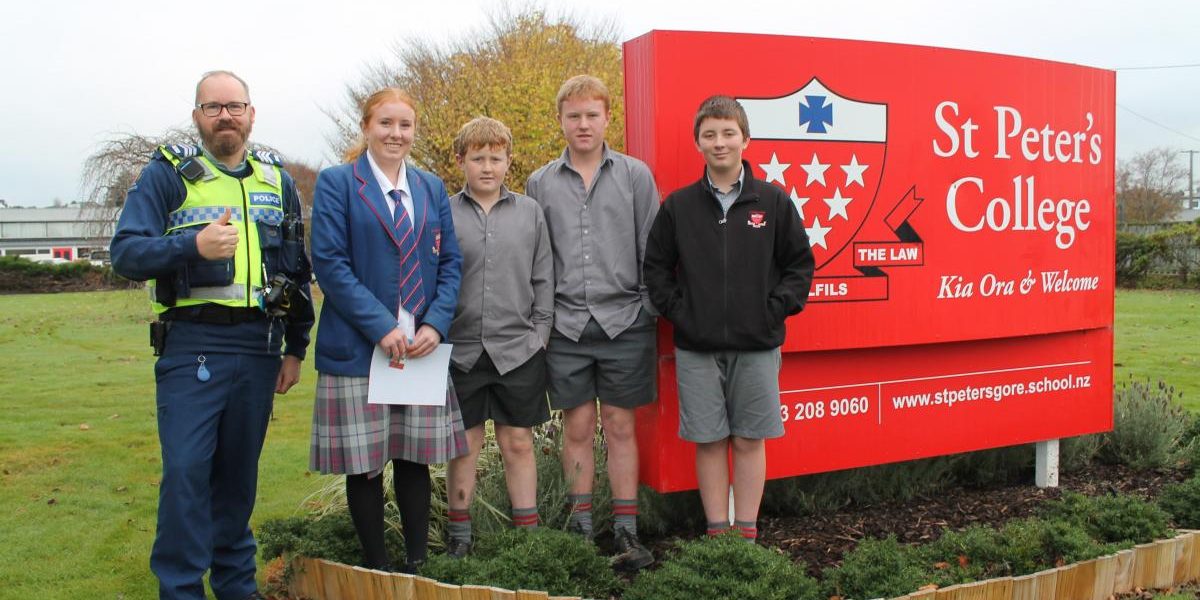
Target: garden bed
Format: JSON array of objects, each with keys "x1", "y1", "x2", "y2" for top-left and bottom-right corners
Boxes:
[
  {"x1": 262, "y1": 377, "x2": 1200, "y2": 600},
  {"x1": 280, "y1": 530, "x2": 1200, "y2": 600},
  {"x1": 895, "y1": 530, "x2": 1200, "y2": 600},
  {"x1": 757, "y1": 464, "x2": 1190, "y2": 577},
  {"x1": 285, "y1": 556, "x2": 583, "y2": 600}
]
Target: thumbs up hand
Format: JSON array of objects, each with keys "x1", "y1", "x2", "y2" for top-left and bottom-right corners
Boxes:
[{"x1": 196, "y1": 208, "x2": 240, "y2": 259}]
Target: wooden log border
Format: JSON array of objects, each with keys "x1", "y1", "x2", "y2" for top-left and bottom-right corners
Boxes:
[
  {"x1": 285, "y1": 556, "x2": 582, "y2": 600},
  {"x1": 284, "y1": 531, "x2": 1200, "y2": 600},
  {"x1": 894, "y1": 530, "x2": 1200, "y2": 600}
]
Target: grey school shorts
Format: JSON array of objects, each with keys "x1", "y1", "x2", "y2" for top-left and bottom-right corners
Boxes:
[
  {"x1": 675, "y1": 346, "x2": 784, "y2": 443},
  {"x1": 546, "y1": 309, "x2": 657, "y2": 410}
]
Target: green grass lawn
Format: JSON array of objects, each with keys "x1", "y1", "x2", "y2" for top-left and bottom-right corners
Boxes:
[
  {"x1": 0, "y1": 288, "x2": 1196, "y2": 599},
  {"x1": 0, "y1": 290, "x2": 324, "y2": 599},
  {"x1": 1113, "y1": 289, "x2": 1200, "y2": 411}
]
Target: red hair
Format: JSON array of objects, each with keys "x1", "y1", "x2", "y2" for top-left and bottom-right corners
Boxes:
[{"x1": 343, "y1": 88, "x2": 418, "y2": 163}]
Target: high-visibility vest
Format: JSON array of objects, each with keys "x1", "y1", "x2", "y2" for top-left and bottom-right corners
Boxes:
[{"x1": 148, "y1": 144, "x2": 287, "y2": 314}]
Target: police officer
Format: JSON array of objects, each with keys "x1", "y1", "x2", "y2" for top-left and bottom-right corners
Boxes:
[{"x1": 110, "y1": 70, "x2": 315, "y2": 600}]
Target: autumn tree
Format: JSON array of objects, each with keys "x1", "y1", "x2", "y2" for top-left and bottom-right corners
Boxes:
[
  {"x1": 1117, "y1": 147, "x2": 1189, "y2": 224},
  {"x1": 329, "y1": 8, "x2": 624, "y2": 192}
]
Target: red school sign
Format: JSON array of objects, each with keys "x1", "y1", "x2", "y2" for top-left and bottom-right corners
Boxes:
[{"x1": 624, "y1": 31, "x2": 1115, "y2": 493}]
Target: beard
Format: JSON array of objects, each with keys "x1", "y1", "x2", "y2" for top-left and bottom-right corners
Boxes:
[{"x1": 198, "y1": 118, "x2": 251, "y2": 159}]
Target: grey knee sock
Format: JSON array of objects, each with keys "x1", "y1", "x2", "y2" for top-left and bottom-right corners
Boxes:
[
  {"x1": 447, "y1": 508, "x2": 472, "y2": 543},
  {"x1": 567, "y1": 493, "x2": 593, "y2": 536}
]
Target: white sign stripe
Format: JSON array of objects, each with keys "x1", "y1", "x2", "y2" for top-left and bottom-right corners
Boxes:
[{"x1": 780, "y1": 361, "x2": 1093, "y2": 395}]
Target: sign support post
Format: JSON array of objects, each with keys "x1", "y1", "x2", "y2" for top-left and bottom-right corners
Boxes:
[{"x1": 1035, "y1": 439, "x2": 1060, "y2": 488}]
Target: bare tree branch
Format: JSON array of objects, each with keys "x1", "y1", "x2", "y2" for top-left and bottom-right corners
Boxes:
[{"x1": 1117, "y1": 147, "x2": 1189, "y2": 224}]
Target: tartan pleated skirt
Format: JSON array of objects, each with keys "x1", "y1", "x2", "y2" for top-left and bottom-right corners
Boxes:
[{"x1": 309, "y1": 373, "x2": 468, "y2": 476}]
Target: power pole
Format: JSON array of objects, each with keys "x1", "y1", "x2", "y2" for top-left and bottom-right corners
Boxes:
[{"x1": 1182, "y1": 150, "x2": 1199, "y2": 209}]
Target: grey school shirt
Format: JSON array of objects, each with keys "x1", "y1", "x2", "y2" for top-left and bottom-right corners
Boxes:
[
  {"x1": 525, "y1": 146, "x2": 660, "y2": 341},
  {"x1": 447, "y1": 186, "x2": 554, "y2": 374}
]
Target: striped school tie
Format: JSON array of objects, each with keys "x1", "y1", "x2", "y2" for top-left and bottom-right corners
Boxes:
[{"x1": 389, "y1": 189, "x2": 425, "y2": 317}]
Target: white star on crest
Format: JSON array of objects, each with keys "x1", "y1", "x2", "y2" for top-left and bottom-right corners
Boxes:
[
  {"x1": 806, "y1": 217, "x2": 832, "y2": 249},
  {"x1": 790, "y1": 187, "x2": 809, "y2": 220},
  {"x1": 824, "y1": 188, "x2": 852, "y2": 221},
  {"x1": 759, "y1": 153, "x2": 790, "y2": 185},
  {"x1": 841, "y1": 155, "x2": 868, "y2": 188},
  {"x1": 801, "y1": 153, "x2": 830, "y2": 186}
]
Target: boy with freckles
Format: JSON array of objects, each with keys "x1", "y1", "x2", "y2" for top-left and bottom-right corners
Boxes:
[{"x1": 444, "y1": 117, "x2": 554, "y2": 557}]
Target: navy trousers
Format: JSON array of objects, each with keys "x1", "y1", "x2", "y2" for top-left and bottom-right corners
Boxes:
[{"x1": 151, "y1": 351, "x2": 280, "y2": 600}]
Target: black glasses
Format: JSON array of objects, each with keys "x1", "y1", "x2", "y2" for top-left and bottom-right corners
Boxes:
[{"x1": 196, "y1": 102, "x2": 250, "y2": 117}]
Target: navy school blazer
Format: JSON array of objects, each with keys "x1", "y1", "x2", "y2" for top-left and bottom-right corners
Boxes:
[{"x1": 310, "y1": 152, "x2": 462, "y2": 376}]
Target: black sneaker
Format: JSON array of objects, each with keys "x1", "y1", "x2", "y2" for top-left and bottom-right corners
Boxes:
[
  {"x1": 610, "y1": 528, "x2": 654, "y2": 572},
  {"x1": 446, "y1": 537, "x2": 472, "y2": 559}
]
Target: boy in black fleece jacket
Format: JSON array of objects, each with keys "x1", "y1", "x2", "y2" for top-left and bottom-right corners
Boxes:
[{"x1": 644, "y1": 95, "x2": 814, "y2": 541}]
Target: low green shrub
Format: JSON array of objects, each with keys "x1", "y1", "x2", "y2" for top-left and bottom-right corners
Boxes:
[
  {"x1": 1060, "y1": 434, "x2": 1102, "y2": 472},
  {"x1": 919, "y1": 525, "x2": 1009, "y2": 584},
  {"x1": 998, "y1": 517, "x2": 1112, "y2": 575},
  {"x1": 1149, "y1": 593, "x2": 1197, "y2": 600},
  {"x1": 0, "y1": 255, "x2": 132, "y2": 293},
  {"x1": 1101, "y1": 379, "x2": 1189, "y2": 470},
  {"x1": 624, "y1": 533, "x2": 819, "y2": 600},
  {"x1": 1116, "y1": 231, "x2": 1166, "y2": 287},
  {"x1": 1158, "y1": 476, "x2": 1200, "y2": 528},
  {"x1": 1040, "y1": 492, "x2": 1170, "y2": 545},
  {"x1": 0, "y1": 255, "x2": 101, "y2": 277},
  {"x1": 762, "y1": 455, "x2": 960, "y2": 517},
  {"x1": 820, "y1": 535, "x2": 932, "y2": 599},
  {"x1": 952, "y1": 446, "x2": 1034, "y2": 487},
  {"x1": 1181, "y1": 414, "x2": 1200, "y2": 474},
  {"x1": 258, "y1": 513, "x2": 405, "y2": 566},
  {"x1": 419, "y1": 527, "x2": 618, "y2": 599},
  {"x1": 761, "y1": 446, "x2": 1043, "y2": 520}
]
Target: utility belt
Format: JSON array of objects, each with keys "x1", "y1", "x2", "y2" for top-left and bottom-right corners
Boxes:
[
  {"x1": 151, "y1": 305, "x2": 269, "y2": 356},
  {"x1": 162, "y1": 304, "x2": 268, "y2": 324}
]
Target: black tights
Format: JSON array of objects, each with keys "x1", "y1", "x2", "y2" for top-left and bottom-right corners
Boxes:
[{"x1": 345, "y1": 459, "x2": 431, "y2": 569}]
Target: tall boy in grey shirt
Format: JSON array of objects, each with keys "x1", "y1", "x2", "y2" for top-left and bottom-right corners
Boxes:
[
  {"x1": 445, "y1": 117, "x2": 553, "y2": 556},
  {"x1": 525, "y1": 75, "x2": 659, "y2": 571}
]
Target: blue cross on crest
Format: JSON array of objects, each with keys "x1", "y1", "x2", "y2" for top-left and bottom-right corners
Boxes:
[{"x1": 799, "y1": 95, "x2": 833, "y2": 133}]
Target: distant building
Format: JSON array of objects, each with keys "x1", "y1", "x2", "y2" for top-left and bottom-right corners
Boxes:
[
  {"x1": 0, "y1": 205, "x2": 116, "y2": 261},
  {"x1": 1174, "y1": 207, "x2": 1200, "y2": 223}
]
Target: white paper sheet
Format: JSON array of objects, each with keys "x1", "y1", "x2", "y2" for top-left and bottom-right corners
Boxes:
[{"x1": 367, "y1": 344, "x2": 452, "y2": 406}]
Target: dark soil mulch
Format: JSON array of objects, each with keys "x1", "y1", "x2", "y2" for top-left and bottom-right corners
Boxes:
[{"x1": 643, "y1": 465, "x2": 1190, "y2": 578}]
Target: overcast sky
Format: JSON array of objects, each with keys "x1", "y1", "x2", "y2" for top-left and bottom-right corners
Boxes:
[{"x1": 2, "y1": 0, "x2": 1198, "y2": 207}]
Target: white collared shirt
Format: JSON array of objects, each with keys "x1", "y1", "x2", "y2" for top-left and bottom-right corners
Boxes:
[
  {"x1": 366, "y1": 151, "x2": 415, "y2": 224},
  {"x1": 365, "y1": 150, "x2": 417, "y2": 339}
]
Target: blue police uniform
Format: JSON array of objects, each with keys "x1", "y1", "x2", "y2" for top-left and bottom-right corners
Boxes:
[{"x1": 111, "y1": 145, "x2": 314, "y2": 600}]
